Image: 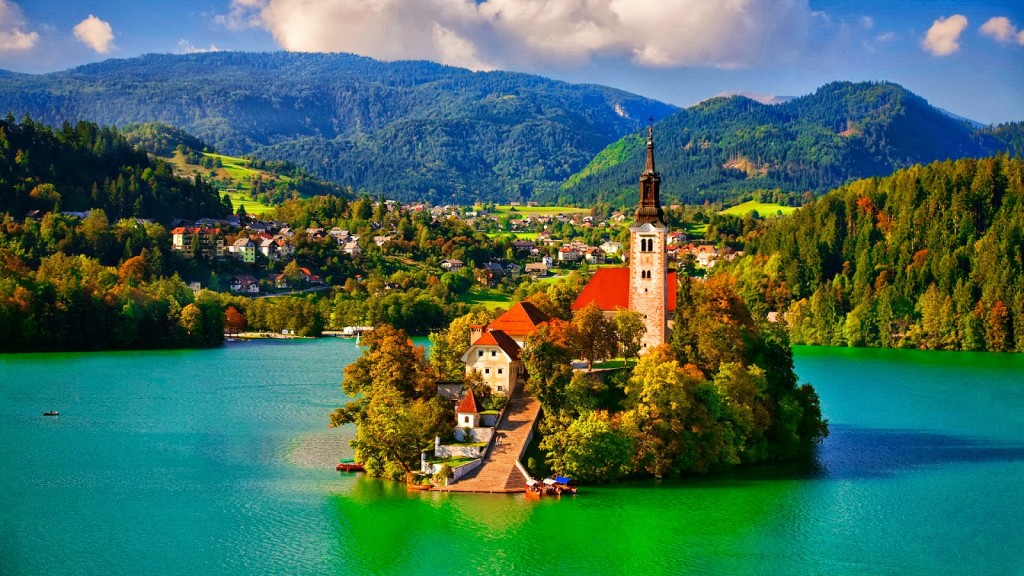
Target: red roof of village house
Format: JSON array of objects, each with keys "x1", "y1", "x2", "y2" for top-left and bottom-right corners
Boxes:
[
  {"x1": 470, "y1": 329, "x2": 522, "y2": 361},
  {"x1": 488, "y1": 302, "x2": 550, "y2": 337},
  {"x1": 455, "y1": 389, "x2": 479, "y2": 414},
  {"x1": 571, "y1": 268, "x2": 677, "y2": 312}
]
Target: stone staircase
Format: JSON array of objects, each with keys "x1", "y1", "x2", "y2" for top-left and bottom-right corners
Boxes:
[{"x1": 436, "y1": 389, "x2": 540, "y2": 493}]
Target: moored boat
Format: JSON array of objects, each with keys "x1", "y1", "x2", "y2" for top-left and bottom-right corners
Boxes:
[
  {"x1": 42, "y1": 411, "x2": 59, "y2": 416},
  {"x1": 336, "y1": 459, "x2": 365, "y2": 472}
]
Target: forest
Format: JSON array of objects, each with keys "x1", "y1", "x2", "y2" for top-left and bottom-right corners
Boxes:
[
  {"x1": 0, "y1": 116, "x2": 228, "y2": 223},
  {"x1": 724, "y1": 155, "x2": 1024, "y2": 352},
  {"x1": 560, "y1": 82, "x2": 1024, "y2": 206}
]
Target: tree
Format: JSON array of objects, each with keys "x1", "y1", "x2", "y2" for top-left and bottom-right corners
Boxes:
[
  {"x1": 541, "y1": 411, "x2": 634, "y2": 482},
  {"x1": 225, "y1": 305, "x2": 247, "y2": 335},
  {"x1": 428, "y1": 310, "x2": 495, "y2": 380},
  {"x1": 571, "y1": 302, "x2": 615, "y2": 369},
  {"x1": 613, "y1": 308, "x2": 646, "y2": 360},
  {"x1": 179, "y1": 303, "x2": 204, "y2": 341}
]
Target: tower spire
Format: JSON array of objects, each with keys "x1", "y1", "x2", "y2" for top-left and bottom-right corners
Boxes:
[
  {"x1": 634, "y1": 123, "x2": 664, "y2": 226},
  {"x1": 644, "y1": 125, "x2": 656, "y2": 173}
]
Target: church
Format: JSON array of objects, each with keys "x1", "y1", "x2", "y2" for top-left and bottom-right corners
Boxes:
[{"x1": 571, "y1": 126, "x2": 676, "y2": 350}]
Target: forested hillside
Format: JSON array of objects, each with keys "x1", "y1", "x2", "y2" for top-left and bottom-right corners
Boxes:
[
  {"x1": 725, "y1": 155, "x2": 1024, "y2": 352},
  {"x1": 0, "y1": 116, "x2": 227, "y2": 222},
  {"x1": 561, "y1": 82, "x2": 1023, "y2": 206},
  {"x1": 0, "y1": 52, "x2": 675, "y2": 204}
]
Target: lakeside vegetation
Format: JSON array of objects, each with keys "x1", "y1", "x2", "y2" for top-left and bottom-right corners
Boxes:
[{"x1": 725, "y1": 155, "x2": 1024, "y2": 352}]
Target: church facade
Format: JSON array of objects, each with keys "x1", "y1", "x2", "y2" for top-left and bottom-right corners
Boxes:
[{"x1": 571, "y1": 126, "x2": 675, "y2": 351}]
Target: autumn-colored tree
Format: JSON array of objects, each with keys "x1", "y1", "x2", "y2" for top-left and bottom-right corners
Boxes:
[
  {"x1": 428, "y1": 309, "x2": 497, "y2": 380},
  {"x1": 224, "y1": 306, "x2": 247, "y2": 336}
]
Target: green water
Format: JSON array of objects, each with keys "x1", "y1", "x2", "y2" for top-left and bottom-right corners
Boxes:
[{"x1": 2, "y1": 341, "x2": 1023, "y2": 575}]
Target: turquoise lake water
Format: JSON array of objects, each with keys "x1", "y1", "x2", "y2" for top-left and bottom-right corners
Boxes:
[{"x1": 1, "y1": 340, "x2": 1023, "y2": 575}]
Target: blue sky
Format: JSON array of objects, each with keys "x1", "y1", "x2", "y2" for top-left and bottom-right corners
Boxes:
[{"x1": 0, "y1": 0, "x2": 1021, "y2": 124}]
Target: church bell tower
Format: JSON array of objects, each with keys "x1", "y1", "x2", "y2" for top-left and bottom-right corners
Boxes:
[{"x1": 628, "y1": 126, "x2": 668, "y2": 350}]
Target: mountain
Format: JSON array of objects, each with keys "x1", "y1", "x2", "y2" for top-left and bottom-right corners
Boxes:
[
  {"x1": 0, "y1": 52, "x2": 675, "y2": 204},
  {"x1": 726, "y1": 155, "x2": 1024, "y2": 352},
  {"x1": 559, "y1": 82, "x2": 1023, "y2": 206}
]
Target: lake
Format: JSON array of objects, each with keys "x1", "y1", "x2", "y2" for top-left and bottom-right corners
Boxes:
[{"x1": 1, "y1": 340, "x2": 1022, "y2": 575}]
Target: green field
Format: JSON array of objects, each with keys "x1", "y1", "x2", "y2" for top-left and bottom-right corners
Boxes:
[
  {"x1": 460, "y1": 287, "x2": 512, "y2": 310},
  {"x1": 718, "y1": 200, "x2": 797, "y2": 217},
  {"x1": 485, "y1": 232, "x2": 542, "y2": 240},
  {"x1": 487, "y1": 205, "x2": 590, "y2": 217},
  {"x1": 165, "y1": 152, "x2": 277, "y2": 216}
]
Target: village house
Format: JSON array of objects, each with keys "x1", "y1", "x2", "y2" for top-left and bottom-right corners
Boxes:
[
  {"x1": 440, "y1": 258, "x2": 464, "y2": 272},
  {"x1": 342, "y1": 240, "x2": 361, "y2": 257},
  {"x1": 229, "y1": 275, "x2": 260, "y2": 294},
  {"x1": 170, "y1": 227, "x2": 225, "y2": 259},
  {"x1": 461, "y1": 301, "x2": 550, "y2": 394},
  {"x1": 558, "y1": 246, "x2": 582, "y2": 262},
  {"x1": 525, "y1": 262, "x2": 549, "y2": 277},
  {"x1": 229, "y1": 237, "x2": 257, "y2": 263}
]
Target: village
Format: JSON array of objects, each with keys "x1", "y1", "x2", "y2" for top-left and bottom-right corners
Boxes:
[{"x1": 151, "y1": 200, "x2": 741, "y2": 297}]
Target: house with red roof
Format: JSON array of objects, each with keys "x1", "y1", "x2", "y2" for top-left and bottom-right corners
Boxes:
[
  {"x1": 460, "y1": 301, "x2": 551, "y2": 394},
  {"x1": 455, "y1": 389, "x2": 480, "y2": 429}
]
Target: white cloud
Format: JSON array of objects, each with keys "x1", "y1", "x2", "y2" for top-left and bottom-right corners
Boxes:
[
  {"x1": 0, "y1": 0, "x2": 38, "y2": 54},
  {"x1": 922, "y1": 14, "x2": 968, "y2": 56},
  {"x1": 177, "y1": 39, "x2": 221, "y2": 54},
  {"x1": 980, "y1": 16, "x2": 1014, "y2": 42},
  {"x1": 980, "y1": 16, "x2": 1024, "y2": 46},
  {"x1": 220, "y1": 0, "x2": 814, "y2": 70},
  {"x1": 73, "y1": 14, "x2": 114, "y2": 53},
  {"x1": 860, "y1": 16, "x2": 874, "y2": 30}
]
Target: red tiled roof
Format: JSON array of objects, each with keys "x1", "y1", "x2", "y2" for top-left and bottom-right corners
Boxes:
[
  {"x1": 455, "y1": 389, "x2": 479, "y2": 414},
  {"x1": 471, "y1": 329, "x2": 521, "y2": 361},
  {"x1": 488, "y1": 302, "x2": 550, "y2": 337},
  {"x1": 571, "y1": 267, "x2": 677, "y2": 312}
]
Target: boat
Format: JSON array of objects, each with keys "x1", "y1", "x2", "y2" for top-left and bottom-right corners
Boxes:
[
  {"x1": 406, "y1": 482, "x2": 432, "y2": 491},
  {"x1": 541, "y1": 476, "x2": 577, "y2": 496},
  {"x1": 42, "y1": 411, "x2": 59, "y2": 417},
  {"x1": 525, "y1": 478, "x2": 544, "y2": 499},
  {"x1": 336, "y1": 459, "x2": 365, "y2": 472}
]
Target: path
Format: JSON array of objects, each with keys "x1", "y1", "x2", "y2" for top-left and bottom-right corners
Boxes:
[{"x1": 435, "y1": 389, "x2": 540, "y2": 493}]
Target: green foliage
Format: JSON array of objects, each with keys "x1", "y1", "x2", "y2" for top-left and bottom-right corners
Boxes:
[
  {"x1": 332, "y1": 324, "x2": 450, "y2": 480},
  {"x1": 561, "y1": 82, "x2": 1022, "y2": 206},
  {"x1": 729, "y1": 155, "x2": 1024, "y2": 352},
  {"x1": 0, "y1": 116, "x2": 226, "y2": 223},
  {"x1": 541, "y1": 411, "x2": 635, "y2": 482}
]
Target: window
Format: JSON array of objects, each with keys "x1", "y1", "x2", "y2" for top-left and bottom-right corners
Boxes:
[
  {"x1": 463, "y1": 416, "x2": 470, "y2": 424},
  {"x1": 478, "y1": 350, "x2": 483, "y2": 357},
  {"x1": 485, "y1": 368, "x2": 490, "y2": 374},
  {"x1": 497, "y1": 386, "x2": 503, "y2": 392},
  {"x1": 491, "y1": 350, "x2": 497, "y2": 357},
  {"x1": 498, "y1": 368, "x2": 503, "y2": 374}
]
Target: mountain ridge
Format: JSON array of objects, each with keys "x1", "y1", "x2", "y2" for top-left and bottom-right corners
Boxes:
[
  {"x1": 557, "y1": 81, "x2": 1022, "y2": 206},
  {"x1": 0, "y1": 51, "x2": 676, "y2": 205}
]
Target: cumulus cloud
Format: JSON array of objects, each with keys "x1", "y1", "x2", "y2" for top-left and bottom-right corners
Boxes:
[
  {"x1": 0, "y1": 0, "x2": 38, "y2": 54},
  {"x1": 219, "y1": 0, "x2": 814, "y2": 70},
  {"x1": 980, "y1": 16, "x2": 1024, "y2": 45},
  {"x1": 922, "y1": 14, "x2": 967, "y2": 56},
  {"x1": 73, "y1": 14, "x2": 114, "y2": 53}
]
